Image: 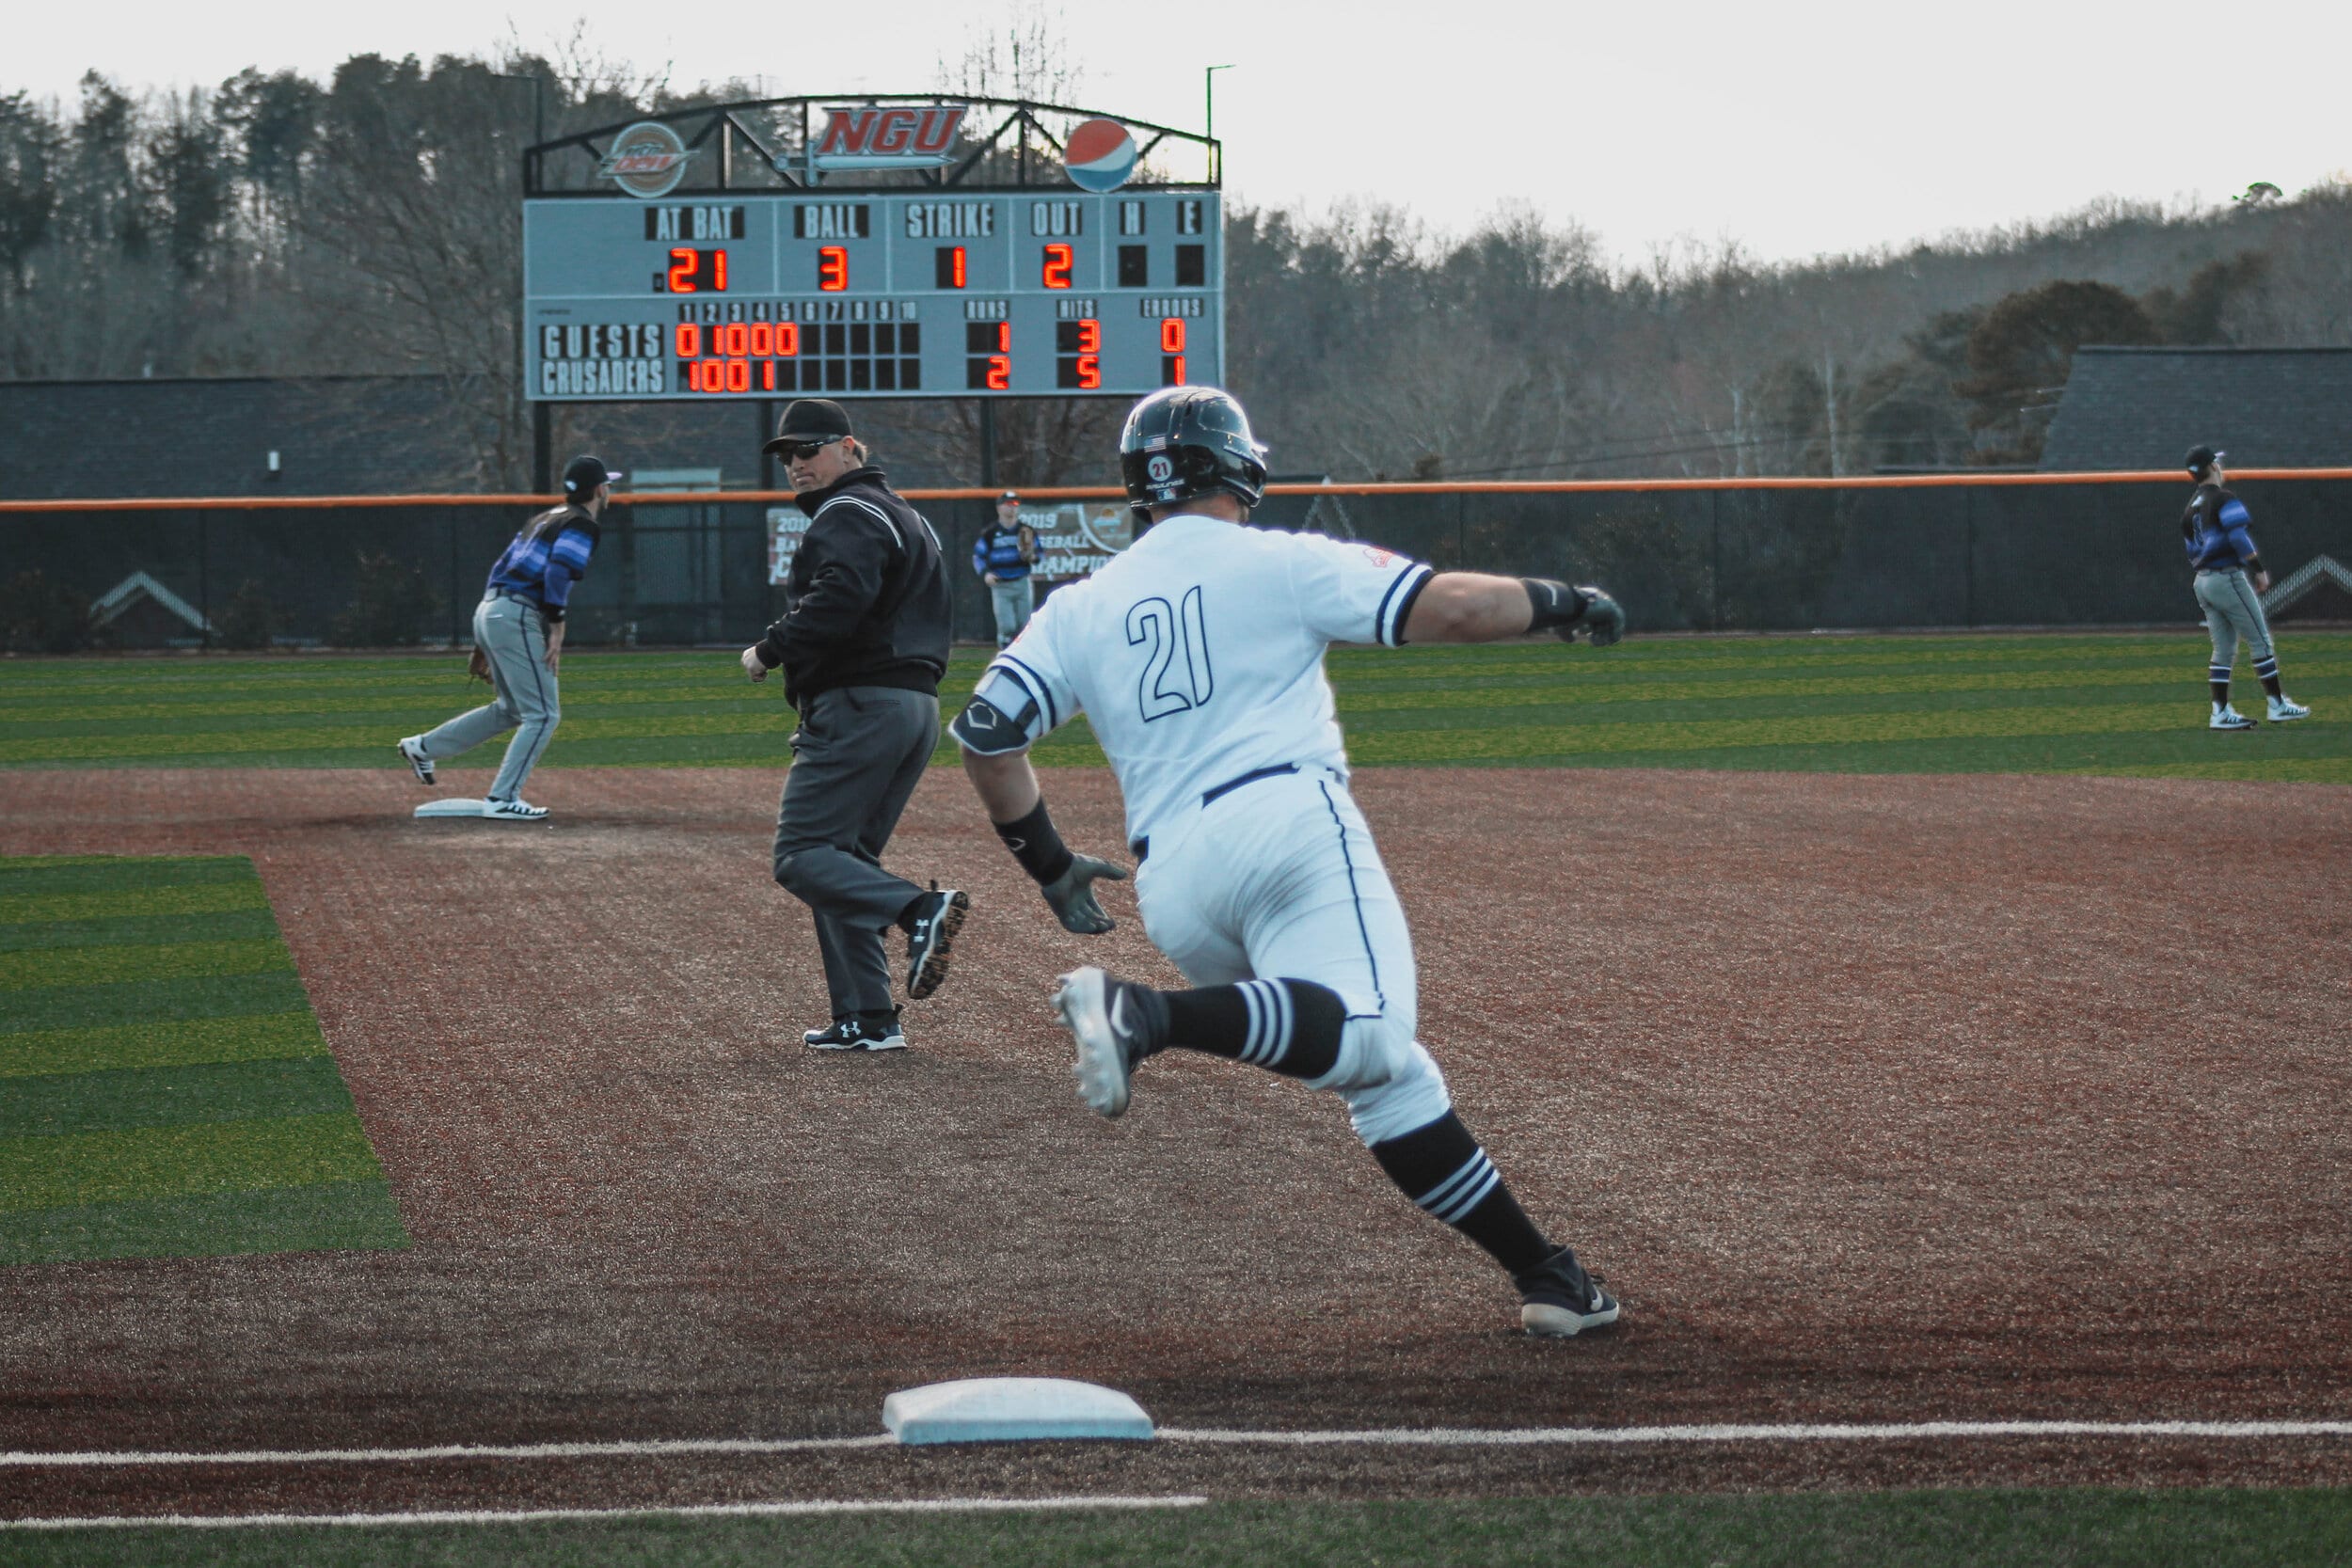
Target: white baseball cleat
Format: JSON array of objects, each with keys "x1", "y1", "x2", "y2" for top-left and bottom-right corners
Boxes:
[
  {"x1": 2210, "y1": 706, "x2": 2256, "y2": 731},
  {"x1": 1052, "y1": 966, "x2": 1153, "y2": 1119},
  {"x1": 397, "y1": 736, "x2": 436, "y2": 784},
  {"x1": 482, "y1": 798, "x2": 549, "y2": 819},
  {"x1": 2268, "y1": 695, "x2": 2312, "y2": 722}
]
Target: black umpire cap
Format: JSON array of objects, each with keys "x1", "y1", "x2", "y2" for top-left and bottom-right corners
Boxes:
[
  {"x1": 2185, "y1": 444, "x2": 2224, "y2": 478},
  {"x1": 762, "y1": 399, "x2": 854, "y2": 454},
  {"x1": 563, "y1": 454, "x2": 622, "y2": 495}
]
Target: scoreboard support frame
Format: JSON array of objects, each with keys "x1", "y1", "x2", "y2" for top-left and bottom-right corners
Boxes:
[{"x1": 517, "y1": 95, "x2": 1224, "y2": 484}]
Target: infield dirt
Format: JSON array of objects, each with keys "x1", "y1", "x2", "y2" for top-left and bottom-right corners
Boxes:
[{"x1": 3, "y1": 766, "x2": 2348, "y2": 1517}]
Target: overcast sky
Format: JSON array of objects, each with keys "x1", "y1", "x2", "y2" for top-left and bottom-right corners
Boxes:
[{"x1": 13, "y1": 0, "x2": 2350, "y2": 263}]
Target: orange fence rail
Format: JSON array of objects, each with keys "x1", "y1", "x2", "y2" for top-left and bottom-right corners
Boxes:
[{"x1": 8, "y1": 469, "x2": 2352, "y2": 513}]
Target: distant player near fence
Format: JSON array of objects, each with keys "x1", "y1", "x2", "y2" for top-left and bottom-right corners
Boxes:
[
  {"x1": 397, "y1": 453, "x2": 615, "y2": 818},
  {"x1": 2180, "y1": 445, "x2": 2311, "y2": 731},
  {"x1": 951, "y1": 386, "x2": 1631, "y2": 1338},
  {"x1": 973, "y1": 488, "x2": 1040, "y2": 649}
]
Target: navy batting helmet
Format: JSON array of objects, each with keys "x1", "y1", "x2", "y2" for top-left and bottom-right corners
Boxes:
[{"x1": 1118, "y1": 387, "x2": 1268, "y2": 515}]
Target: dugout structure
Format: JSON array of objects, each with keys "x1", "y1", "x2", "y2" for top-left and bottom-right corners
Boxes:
[{"x1": 4, "y1": 471, "x2": 2351, "y2": 648}]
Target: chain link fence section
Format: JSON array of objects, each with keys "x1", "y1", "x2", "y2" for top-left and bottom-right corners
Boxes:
[{"x1": 6, "y1": 476, "x2": 2348, "y2": 649}]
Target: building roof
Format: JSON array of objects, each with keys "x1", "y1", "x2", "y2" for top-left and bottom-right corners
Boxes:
[
  {"x1": 0, "y1": 374, "x2": 974, "y2": 499},
  {"x1": 2041, "y1": 346, "x2": 2352, "y2": 472}
]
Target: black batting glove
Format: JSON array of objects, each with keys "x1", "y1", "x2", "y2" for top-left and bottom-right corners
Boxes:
[
  {"x1": 1574, "y1": 586, "x2": 1626, "y2": 647},
  {"x1": 1041, "y1": 853, "x2": 1129, "y2": 935}
]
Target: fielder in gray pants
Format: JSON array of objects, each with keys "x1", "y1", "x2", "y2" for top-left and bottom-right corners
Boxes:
[
  {"x1": 399, "y1": 454, "x2": 613, "y2": 816},
  {"x1": 412, "y1": 594, "x2": 563, "y2": 804}
]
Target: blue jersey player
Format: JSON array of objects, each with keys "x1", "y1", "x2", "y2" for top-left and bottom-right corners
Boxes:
[
  {"x1": 398, "y1": 454, "x2": 614, "y2": 816},
  {"x1": 2180, "y1": 445, "x2": 2310, "y2": 730}
]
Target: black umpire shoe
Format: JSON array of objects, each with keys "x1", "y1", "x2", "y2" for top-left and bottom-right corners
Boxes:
[
  {"x1": 803, "y1": 1012, "x2": 908, "y2": 1053},
  {"x1": 902, "y1": 886, "x2": 970, "y2": 1000},
  {"x1": 1514, "y1": 1246, "x2": 1622, "y2": 1338}
]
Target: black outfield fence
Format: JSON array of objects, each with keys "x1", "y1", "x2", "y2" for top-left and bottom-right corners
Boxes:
[{"x1": 6, "y1": 471, "x2": 2350, "y2": 649}]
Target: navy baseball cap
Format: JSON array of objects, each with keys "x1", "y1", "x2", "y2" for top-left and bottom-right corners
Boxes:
[
  {"x1": 998, "y1": 488, "x2": 1020, "y2": 502},
  {"x1": 563, "y1": 454, "x2": 622, "y2": 494},
  {"x1": 2185, "y1": 444, "x2": 2223, "y2": 476}
]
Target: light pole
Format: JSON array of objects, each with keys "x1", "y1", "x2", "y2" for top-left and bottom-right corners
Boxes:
[
  {"x1": 491, "y1": 71, "x2": 547, "y2": 145},
  {"x1": 1205, "y1": 63, "x2": 1234, "y2": 179}
]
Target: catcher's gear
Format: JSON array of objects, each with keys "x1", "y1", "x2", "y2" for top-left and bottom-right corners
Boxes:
[
  {"x1": 1119, "y1": 386, "x2": 1269, "y2": 515},
  {"x1": 467, "y1": 644, "x2": 493, "y2": 683},
  {"x1": 1041, "y1": 853, "x2": 1129, "y2": 935}
]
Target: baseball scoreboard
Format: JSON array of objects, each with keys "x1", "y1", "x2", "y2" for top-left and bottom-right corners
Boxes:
[{"x1": 523, "y1": 189, "x2": 1224, "y2": 403}]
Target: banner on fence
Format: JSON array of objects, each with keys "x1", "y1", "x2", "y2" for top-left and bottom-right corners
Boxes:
[{"x1": 1023, "y1": 501, "x2": 1134, "y2": 580}]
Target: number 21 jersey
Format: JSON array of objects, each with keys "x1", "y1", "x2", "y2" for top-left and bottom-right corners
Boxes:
[{"x1": 972, "y1": 511, "x2": 1433, "y2": 849}]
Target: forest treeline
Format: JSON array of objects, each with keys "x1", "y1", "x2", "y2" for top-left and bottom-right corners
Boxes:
[{"x1": 4, "y1": 53, "x2": 2349, "y2": 487}]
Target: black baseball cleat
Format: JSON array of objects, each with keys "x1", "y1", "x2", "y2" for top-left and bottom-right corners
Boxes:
[
  {"x1": 902, "y1": 886, "x2": 970, "y2": 1000},
  {"x1": 1514, "y1": 1246, "x2": 1621, "y2": 1338},
  {"x1": 803, "y1": 1012, "x2": 908, "y2": 1053},
  {"x1": 1051, "y1": 966, "x2": 1168, "y2": 1119}
]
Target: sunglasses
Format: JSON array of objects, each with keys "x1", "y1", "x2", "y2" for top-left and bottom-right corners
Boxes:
[{"x1": 776, "y1": 435, "x2": 847, "y2": 462}]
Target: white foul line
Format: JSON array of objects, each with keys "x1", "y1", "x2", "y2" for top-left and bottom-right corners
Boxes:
[
  {"x1": 0, "y1": 1434, "x2": 893, "y2": 1469},
  {"x1": 6, "y1": 1418, "x2": 2350, "y2": 1473},
  {"x1": 1159, "y1": 1419, "x2": 2352, "y2": 1445},
  {"x1": 0, "y1": 1495, "x2": 1210, "y2": 1533}
]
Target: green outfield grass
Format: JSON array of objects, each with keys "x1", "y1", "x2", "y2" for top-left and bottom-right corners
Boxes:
[
  {"x1": 0, "y1": 856, "x2": 407, "y2": 1267},
  {"x1": 8, "y1": 1487, "x2": 2350, "y2": 1566},
  {"x1": 0, "y1": 632, "x2": 2346, "y2": 780}
]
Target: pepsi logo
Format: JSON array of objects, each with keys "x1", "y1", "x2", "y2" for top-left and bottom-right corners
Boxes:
[
  {"x1": 1063, "y1": 119, "x2": 1138, "y2": 193},
  {"x1": 597, "y1": 121, "x2": 693, "y2": 199},
  {"x1": 1146, "y1": 454, "x2": 1176, "y2": 483}
]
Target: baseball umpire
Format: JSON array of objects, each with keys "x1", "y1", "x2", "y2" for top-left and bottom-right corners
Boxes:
[
  {"x1": 2182, "y1": 445, "x2": 2311, "y2": 730},
  {"x1": 397, "y1": 453, "x2": 615, "y2": 818},
  {"x1": 950, "y1": 386, "x2": 1629, "y2": 1338},
  {"x1": 741, "y1": 400, "x2": 967, "y2": 1053}
]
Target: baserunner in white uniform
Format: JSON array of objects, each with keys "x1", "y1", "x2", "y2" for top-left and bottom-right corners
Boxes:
[{"x1": 950, "y1": 387, "x2": 1629, "y2": 1338}]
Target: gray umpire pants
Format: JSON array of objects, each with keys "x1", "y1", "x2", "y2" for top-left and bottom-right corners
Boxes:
[
  {"x1": 2195, "y1": 568, "x2": 2275, "y2": 670},
  {"x1": 989, "y1": 576, "x2": 1035, "y2": 648},
  {"x1": 413, "y1": 594, "x2": 560, "y2": 803},
  {"x1": 771, "y1": 686, "x2": 940, "y2": 1020}
]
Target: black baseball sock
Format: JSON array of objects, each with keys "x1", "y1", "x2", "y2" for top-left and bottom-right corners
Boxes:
[
  {"x1": 1371, "y1": 1111, "x2": 1554, "y2": 1276},
  {"x1": 2209, "y1": 666, "x2": 2232, "y2": 708},
  {"x1": 2256, "y1": 653, "x2": 2284, "y2": 701},
  {"x1": 1158, "y1": 978, "x2": 1344, "y2": 1080}
]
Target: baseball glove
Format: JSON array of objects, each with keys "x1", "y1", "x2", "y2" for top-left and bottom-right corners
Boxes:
[
  {"x1": 1573, "y1": 587, "x2": 1626, "y2": 648},
  {"x1": 467, "y1": 645, "x2": 493, "y2": 684},
  {"x1": 1041, "y1": 853, "x2": 1129, "y2": 935}
]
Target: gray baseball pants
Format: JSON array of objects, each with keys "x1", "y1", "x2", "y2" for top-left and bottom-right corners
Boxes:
[
  {"x1": 2195, "y1": 568, "x2": 2275, "y2": 669},
  {"x1": 413, "y1": 594, "x2": 561, "y2": 802},
  {"x1": 989, "y1": 576, "x2": 1035, "y2": 648},
  {"x1": 771, "y1": 685, "x2": 940, "y2": 1019}
]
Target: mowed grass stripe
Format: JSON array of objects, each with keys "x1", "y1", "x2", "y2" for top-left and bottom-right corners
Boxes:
[
  {"x1": 0, "y1": 909, "x2": 281, "y2": 954},
  {"x1": 2, "y1": 635, "x2": 2347, "y2": 780},
  {"x1": 1486, "y1": 731, "x2": 2352, "y2": 781},
  {"x1": 0, "y1": 881, "x2": 270, "y2": 924},
  {"x1": 0, "y1": 1057, "x2": 354, "y2": 1138},
  {"x1": 0, "y1": 939, "x2": 291, "y2": 991},
  {"x1": 0, "y1": 1180, "x2": 405, "y2": 1267},
  {"x1": 0, "y1": 1012, "x2": 325, "y2": 1080},
  {"x1": 0, "y1": 972, "x2": 312, "y2": 1034},
  {"x1": 0, "y1": 1113, "x2": 385, "y2": 1212}
]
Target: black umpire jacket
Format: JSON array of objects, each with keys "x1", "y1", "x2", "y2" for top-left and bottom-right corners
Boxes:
[{"x1": 754, "y1": 467, "x2": 951, "y2": 709}]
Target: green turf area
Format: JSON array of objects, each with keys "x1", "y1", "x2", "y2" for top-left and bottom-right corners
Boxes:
[
  {"x1": 0, "y1": 856, "x2": 407, "y2": 1267},
  {"x1": 8, "y1": 1487, "x2": 2349, "y2": 1565},
  {"x1": 0, "y1": 633, "x2": 2346, "y2": 780}
]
